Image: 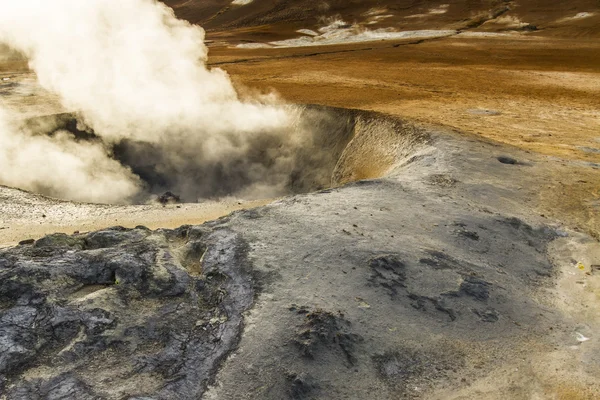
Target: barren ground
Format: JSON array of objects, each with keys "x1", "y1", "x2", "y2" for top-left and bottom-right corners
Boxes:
[
  {"x1": 2, "y1": 34, "x2": 599, "y2": 241},
  {"x1": 1, "y1": 4, "x2": 600, "y2": 399},
  {"x1": 209, "y1": 34, "x2": 600, "y2": 239}
]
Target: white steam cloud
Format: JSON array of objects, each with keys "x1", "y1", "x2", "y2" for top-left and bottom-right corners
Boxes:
[
  {"x1": 0, "y1": 108, "x2": 142, "y2": 203},
  {"x1": 0, "y1": 0, "x2": 302, "y2": 203}
]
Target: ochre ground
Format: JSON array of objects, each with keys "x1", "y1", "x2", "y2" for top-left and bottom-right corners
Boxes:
[
  {"x1": 1, "y1": 34, "x2": 598, "y2": 239},
  {"x1": 208, "y1": 35, "x2": 600, "y2": 238}
]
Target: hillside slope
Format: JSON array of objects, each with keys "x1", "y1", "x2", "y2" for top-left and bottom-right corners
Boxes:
[{"x1": 163, "y1": 0, "x2": 600, "y2": 39}]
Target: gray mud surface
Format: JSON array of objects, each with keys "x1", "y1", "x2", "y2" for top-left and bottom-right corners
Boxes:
[
  {"x1": 1, "y1": 113, "x2": 599, "y2": 399},
  {"x1": 0, "y1": 226, "x2": 254, "y2": 399}
]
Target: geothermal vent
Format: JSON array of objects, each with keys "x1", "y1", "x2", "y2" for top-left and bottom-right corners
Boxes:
[{"x1": 20, "y1": 106, "x2": 429, "y2": 204}]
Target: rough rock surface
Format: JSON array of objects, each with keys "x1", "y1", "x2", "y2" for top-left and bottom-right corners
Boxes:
[
  {"x1": 0, "y1": 225, "x2": 254, "y2": 399},
  {"x1": 1, "y1": 120, "x2": 599, "y2": 399}
]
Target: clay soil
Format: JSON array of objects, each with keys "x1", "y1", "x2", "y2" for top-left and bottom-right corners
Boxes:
[{"x1": 208, "y1": 34, "x2": 600, "y2": 238}]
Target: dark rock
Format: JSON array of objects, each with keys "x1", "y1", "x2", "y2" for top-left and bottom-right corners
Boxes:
[
  {"x1": 473, "y1": 308, "x2": 500, "y2": 322},
  {"x1": 18, "y1": 239, "x2": 35, "y2": 246},
  {"x1": 459, "y1": 277, "x2": 491, "y2": 301},
  {"x1": 286, "y1": 372, "x2": 318, "y2": 399},
  {"x1": 373, "y1": 348, "x2": 463, "y2": 396},
  {"x1": 369, "y1": 255, "x2": 407, "y2": 296},
  {"x1": 498, "y1": 217, "x2": 556, "y2": 257},
  {"x1": 0, "y1": 226, "x2": 254, "y2": 398},
  {"x1": 84, "y1": 227, "x2": 148, "y2": 250},
  {"x1": 408, "y1": 294, "x2": 458, "y2": 321},
  {"x1": 497, "y1": 156, "x2": 517, "y2": 165},
  {"x1": 292, "y1": 308, "x2": 362, "y2": 366},
  {"x1": 34, "y1": 233, "x2": 84, "y2": 249},
  {"x1": 577, "y1": 146, "x2": 600, "y2": 154},
  {"x1": 457, "y1": 229, "x2": 480, "y2": 241},
  {"x1": 0, "y1": 306, "x2": 40, "y2": 374},
  {"x1": 521, "y1": 24, "x2": 537, "y2": 31},
  {"x1": 289, "y1": 304, "x2": 310, "y2": 314},
  {"x1": 242, "y1": 209, "x2": 264, "y2": 220},
  {"x1": 157, "y1": 191, "x2": 181, "y2": 205},
  {"x1": 419, "y1": 250, "x2": 467, "y2": 271},
  {"x1": 7, "y1": 373, "x2": 99, "y2": 400}
]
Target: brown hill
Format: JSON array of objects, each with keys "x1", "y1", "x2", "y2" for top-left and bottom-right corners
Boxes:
[{"x1": 163, "y1": 0, "x2": 600, "y2": 39}]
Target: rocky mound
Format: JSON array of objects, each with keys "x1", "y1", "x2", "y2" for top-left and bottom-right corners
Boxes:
[
  {"x1": 0, "y1": 225, "x2": 253, "y2": 398},
  {"x1": 2, "y1": 122, "x2": 598, "y2": 398}
]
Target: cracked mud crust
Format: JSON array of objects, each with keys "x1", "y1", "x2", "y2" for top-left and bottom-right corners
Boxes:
[{"x1": 0, "y1": 225, "x2": 254, "y2": 398}]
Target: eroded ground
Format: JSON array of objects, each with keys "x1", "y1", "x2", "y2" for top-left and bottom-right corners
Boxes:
[
  {"x1": 209, "y1": 34, "x2": 600, "y2": 239},
  {"x1": 1, "y1": 4, "x2": 600, "y2": 399},
  {"x1": 2, "y1": 123, "x2": 599, "y2": 399},
  {"x1": 2, "y1": 34, "x2": 599, "y2": 240}
]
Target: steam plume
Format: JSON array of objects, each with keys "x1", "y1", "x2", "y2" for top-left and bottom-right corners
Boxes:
[
  {"x1": 0, "y1": 107, "x2": 142, "y2": 203},
  {"x1": 0, "y1": 0, "x2": 301, "y2": 203}
]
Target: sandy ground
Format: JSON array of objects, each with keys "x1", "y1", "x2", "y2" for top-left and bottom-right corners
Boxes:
[
  {"x1": 0, "y1": 185, "x2": 270, "y2": 248},
  {"x1": 210, "y1": 36, "x2": 600, "y2": 163}
]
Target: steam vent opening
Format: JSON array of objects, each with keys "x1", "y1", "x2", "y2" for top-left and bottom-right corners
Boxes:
[{"x1": 23, "y1": 105, "x2": 429, "y2": 205}]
